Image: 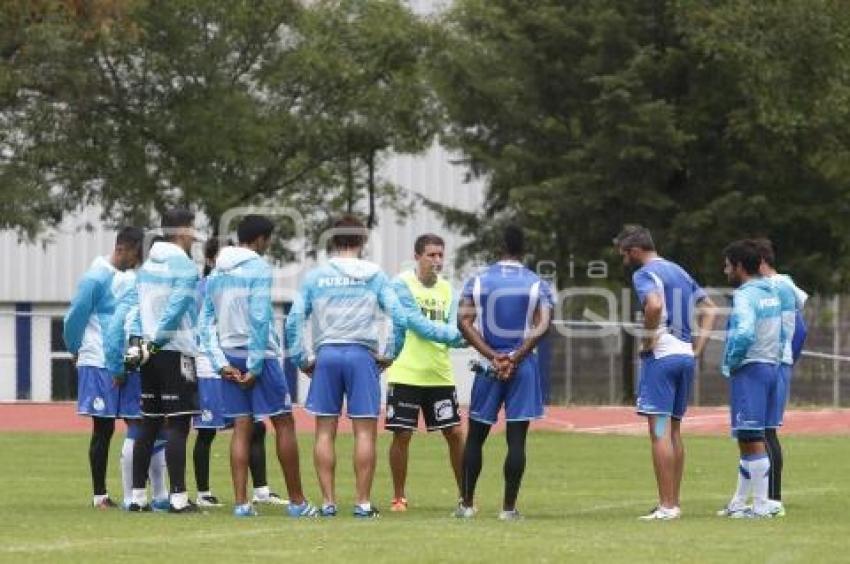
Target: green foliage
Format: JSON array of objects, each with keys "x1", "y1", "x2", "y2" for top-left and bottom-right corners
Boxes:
[
  {"x1": 432, "y1": 0, "x2": 850, "y2": 292},
  {"x1": 0, "y1": 0, "x2": 438, "y2": 243}
]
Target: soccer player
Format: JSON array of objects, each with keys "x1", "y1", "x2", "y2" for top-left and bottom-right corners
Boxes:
[
  {"x1": 753, "y1": 238, "x2": 808, "y2": 506},
  {"x1": 455, "y1": 225, "x2": 553, "y2": 520},
  {"x1": 64, "y1": 226, "x2": 144, "y2": 508},
  {"x1": 191, "y1": 237, "x2": 285, "y2": 508},
  {"x1": 199, "y1": 215, "x2": 317, "y2": 518},
  {"x1": 385, "y1": 233, "x2": 466, "y2": 512},
  {"x1": 285, "y1": 215, "x2": 407, "y2": 518},
  {"x1": 615, "y1": 225, "x2": 717, "y2": 520},
  {"x1": 124, "y1": 208, "x2": 202, "y2": 513},
  {"x1": 718, "y1": 240, "x2": 784, "y2": 519}
]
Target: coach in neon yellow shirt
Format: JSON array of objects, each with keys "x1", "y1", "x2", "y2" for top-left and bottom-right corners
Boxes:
[{"x1": 386, "y1": 233, "x2": 466, "y2": 512}]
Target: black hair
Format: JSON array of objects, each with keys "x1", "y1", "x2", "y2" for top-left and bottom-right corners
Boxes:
[
  {"x1": 724, "y1": 239, "x2": 762, "y2": 275},
  {"x1": 332, "y1": 215, "x2": 368, "y2": 249},
  {"x1": 751, "y1": 237, "x2": 776, "y2": 268},
  {"x1": 115, "y1": 226, "x2": 144, "y2": 255},
  {"x1": 414, "y1": 233, "x2": 445, "y2": 255},
  {"x1": 237, "y1": 215, "x2": 274, "y2": 244},
  {"x1": 160, "y1": 207, "x2": 195, "y2": 239},
  {"x1": 503, "y1": 225, "x2": 525, "y2": 257},
  {"x1": 614, "y1": 225, "x2": 655, "y2": 251}
]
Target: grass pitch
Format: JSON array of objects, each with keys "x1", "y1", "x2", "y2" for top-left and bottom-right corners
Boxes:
[{"x1": 0, "y1": 430, "x2": 846, "y2": 563}]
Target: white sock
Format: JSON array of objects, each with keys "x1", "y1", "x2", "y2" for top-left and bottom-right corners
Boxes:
[
  {"x1": 132, "y1": 488, "x2": 148, "y2": 506},
  {"x1": 357, "y1": 502, "x2": 371, "y2": 512},
  {"x1": 731, "y1": 458, "x2": 752, "y2": 506},
  {"x1": 93, "y1": 493, "x2": 109, "y2": 505},
  {"x1": 150, "y1": 445, "x2": 168, "y2": 501},
  {"x1": 253, "y1": 485, "x2": 270, "y2": 499},
  {"x1": 198, "y1": 490, "x2": 212, "y2": 498},
  {"x1": 749, "y1": 454, "x2": 771, "y2": 508},
  {"x1": 170, "y1": 491, "x2": 189, "y2": 509},
  {"x1": 121, "y1": 438, "x2": 135, "y2": 506}
]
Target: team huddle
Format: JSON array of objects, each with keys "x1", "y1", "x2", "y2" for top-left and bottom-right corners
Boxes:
[
  {"x1": 63, "y1": 211, "x2": 805, "y2": 521},
  {"x1": 64, "y1": 210, "x2": 550, "y2": 519}
]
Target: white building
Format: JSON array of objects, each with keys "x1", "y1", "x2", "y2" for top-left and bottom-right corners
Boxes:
[{"x1": 0, "y1": 145, "x2": 484, "y2": 402}]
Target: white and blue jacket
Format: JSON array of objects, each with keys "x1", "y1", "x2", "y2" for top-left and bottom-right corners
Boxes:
[
  {"x1": 198, "y1": 246, "x2": 281, "y2": 377},
  {"x1": 768, "y1": 274, "x2": 806, "y2": 366},
  {"x1": 722, "y1": 277, "x2": 783, "y2": 377},
  {"x1": 284, "y1": 257, "x2": 407, "y2": 369},
  {"x1": 63, "y1": 256, "x2": 135, "y2": 368},
  {"x1": 127, "y1": 241, "x2": 200, "y2": 356},
  {"x1": 104, "y1": 271, "x2": 141, "y2": 376}
]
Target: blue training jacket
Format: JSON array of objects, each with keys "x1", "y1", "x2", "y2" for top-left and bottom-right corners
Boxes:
[
  {"x1": 721, "y1": 277, "x2": 783, "y2": 377},
  {"x1": 284, "y1": 257, "x2": 407, "y2": 369},
  {"x1": 63, "y1": 256, "x2": 135, "y2": 368},
  {"x1": 198, "y1": 246, "x2": 281, "y2": 377}
]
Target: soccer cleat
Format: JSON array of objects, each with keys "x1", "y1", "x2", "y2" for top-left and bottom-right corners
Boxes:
[
  {"x1": 234, "y1": 504, "x2": 258, "y2": 518},
  {"x1": 453, "y1": 503, "x2": 476, "y2": 519},
  {"x1": 287, "y1": 500, "x2": 319, "y2": 518},
  {"x1": 753, "y1": 500, "x2": 785, "y2": 519},
  {"x1": 498, "y1": 509, "x2": 524, "y2": 521},
  {"x1": 638, "y1": 505, "x2": 680, "y2": 521},
  {"x1": 390, "y1": 497, "x2": 408, "y2": 512},
  {"x1": 126, "y1": 502, "x2": 152, "y2": 513},
  {"x1": 93, "y1": 496, "x2": 119, "y2": 510},
  {"x1": 319, "y1": 504, "x2": 338, "y2": 517},
  {"x1": 717, "y1": 502, "x2": 751, "y2": 519},
  {"x1": 151, "y1": 498, "x2": 171, "y2": 513},
  {"x1": 353, "y1": 505, "x2": 380, "y2": 519},
  {"x1": 253, "y1": 492, "x2": 288, "y2": 505},
  {"x1": 196, "y1": 494, "x2": 223, "y2": 508},
  {"x1": 169, "y1": 500, "x2": 201, "y2": 514}
]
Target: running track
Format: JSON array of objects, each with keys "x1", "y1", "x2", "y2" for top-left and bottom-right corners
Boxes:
[{"x1": 1, "y1": 403, "x2": 848, "y2": 435}]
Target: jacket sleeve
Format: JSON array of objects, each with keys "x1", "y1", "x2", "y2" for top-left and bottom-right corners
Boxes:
[
  {"x1": 722, "y1": 292, "x2": 756, "y2": 377},
  {"x1": 63, "y1": 275, "x2": 102, "y2": 354},
  {"x1": 153, "y1": 262, "x2": 199, "y2": 347},
  {"x1": 104, "y1": 285, "x2": 136, "y2": 376},
  {"x1": 377, "y1": 274, "x2": 407, "y2": 359},
  {"x1": 246, "y1": 267, "x2": 273, "y2": 377},
  {"x1": 284, "y1": 278, "x2": 313, "y2": 370},
  {"x1": 197, "y1": 284, "x2": 228, "y2": 374},
  {"x1": 392, "y1": 277, "x2": 460, "y2": 344}
]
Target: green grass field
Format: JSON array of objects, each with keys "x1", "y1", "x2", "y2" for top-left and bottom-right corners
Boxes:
[{"x1": 0, "y1": 431, "x2": 846, "y2": 563}]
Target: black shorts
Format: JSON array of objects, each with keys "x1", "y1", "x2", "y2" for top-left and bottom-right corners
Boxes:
[
  {"x1": 140, "y1": 350, "x2": 200, "y2": 417},
  {"x1": 385, "y1": 383, "x2": 461, "y2": 432}
]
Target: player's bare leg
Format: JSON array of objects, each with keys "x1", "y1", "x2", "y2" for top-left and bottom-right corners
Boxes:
[
  {"x1": 647, "y1": 415, "x2": 676, "y2": 509},
  {"x1": 270, "y1": 413, "x2": 306, "y2": 505},
  {"x1": 314, "y1": 416, "x2": 338, "y2": 507},
  {"x1": 389, "y1": 430, "x2": 413, "y2": 501},
  {"x1": 671, "y1": 419, "x2": 685, "y2": 507},
  {"x1": 352, "y1": 418, "x2": 378, "y2": 505},
  {"x1": 230, "y1": 416, "x2": 253, "y2": 505},
  {"x1": 442, "y1": 424, "x2": 465, "y2": 497}
]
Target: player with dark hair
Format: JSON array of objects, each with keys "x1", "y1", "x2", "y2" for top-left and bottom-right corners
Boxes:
[
  {"x1": 286, "y1": 215, "x2": 407, "y2": 518},
  {"x1": 200, "y1": 215, "x2": 317, "y2": 518},
  {"x1": 385, "y1": 233, "x2": 466, "y2": 512},
  {"x1": 615, "y1": 225, "x2": 717, "y2": 520},
  {"x1": 455, "y1": 225, "x2": 553, "y2": 520},
  {"x1": 751, "y1": 238, "x2": 808, "y2": 510},
  {"x1": 718, "y1": 239, "x2": 784, "y2": 518},
  {"x1": 64, "y1": 226, "x2": 144, "y2": 508},
  {"x1": 123, "y1": 208, "x2": 202, "y2": 513}
]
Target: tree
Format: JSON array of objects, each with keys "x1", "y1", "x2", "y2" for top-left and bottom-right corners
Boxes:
[
  {"x1": 0, "y1": 0, "x2": 439, "y2": 244},
  {"x1": 430, "y1": 0, "x2": 850, "y2": 293}
]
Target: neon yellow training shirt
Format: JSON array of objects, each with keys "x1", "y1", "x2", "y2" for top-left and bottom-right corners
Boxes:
[{"x1": 386, "y1": 271, "x2": 457, "y2": 386}]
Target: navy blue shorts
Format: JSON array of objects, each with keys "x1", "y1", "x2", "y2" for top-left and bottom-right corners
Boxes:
[
  {"x1": 469, "y1": 355, "x2": 543, "y2": 425},
  {"x1": 305, "y1": 344, "x2": 380, "y2": 419},
  {"x1": 221, "y1": 352, "x2": 292, "y2": 419},
  {"x1": 636, "y1": 354, "x2": 695, "y2": 420},
  {"x1": 768, "y1": 364, "x2": 792, "y2": 429},
  {"x1": 729, "y1": 362, "x2": 780, "y2": 436},
  {"x1": 118, "y1": 371, "x2": 142, "y2": 419},
  {"x1": 77, "y1": 366, "x2": 120, "y2": 418}
]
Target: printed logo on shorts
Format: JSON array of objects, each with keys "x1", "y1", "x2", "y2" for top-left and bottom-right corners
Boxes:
[
  {"x1": 434, "y1": 399, "x2": 454, "y2": 422},
  {"x1": 201, "y1": 410, "x2": 213, "y2": 422},
  {"x1": 92, "y1": 397, "x2": 105, "y2": 412},
  {"x1": 386, "y1": 405, "x2": 395, "y2": 420}
]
